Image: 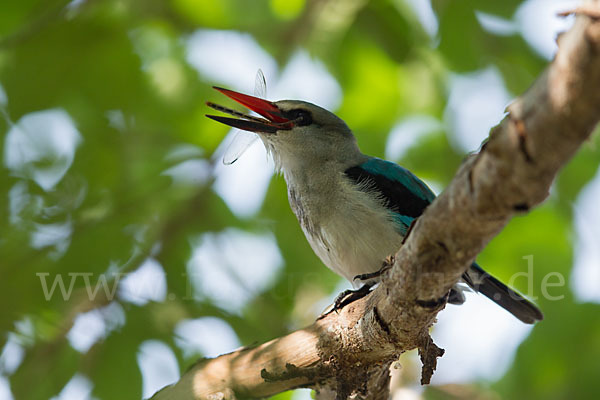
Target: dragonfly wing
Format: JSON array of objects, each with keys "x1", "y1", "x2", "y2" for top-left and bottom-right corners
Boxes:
[
  {"x1": 255, "y1": 68, "x2": 267, "y2": 98},
  {"x1": 221, "y1": 69, "x2": 266, "y2": 165},
  {"x1": 223, "y1": 130, "x2": 259, "y2": 165}
]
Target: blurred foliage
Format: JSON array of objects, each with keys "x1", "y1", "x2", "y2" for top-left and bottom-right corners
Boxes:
[{"x1": 0, "y1": 0, "x2": 599, "y2": 399}]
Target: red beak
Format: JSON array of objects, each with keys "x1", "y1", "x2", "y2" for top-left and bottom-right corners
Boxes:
[
  {"x1": 206, "y1": 87, "x2": 292, "y2": 133},
  {"x1": 213, "y1": 87, "x2": 289, "y2": 123}
]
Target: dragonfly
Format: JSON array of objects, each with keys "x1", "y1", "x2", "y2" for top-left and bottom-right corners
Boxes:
[{"x1": 208, "y1": 69, "x2": 269, "y2": 165}]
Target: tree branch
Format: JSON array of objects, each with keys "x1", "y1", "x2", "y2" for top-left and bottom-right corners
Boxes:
[{"x1": 152, "y1": 4, "x2": 600, "y2": 399}]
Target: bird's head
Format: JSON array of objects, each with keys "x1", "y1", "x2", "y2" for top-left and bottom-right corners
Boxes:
[{"x1": 207, "y1": 87, "x2": 361, "y2": 172}]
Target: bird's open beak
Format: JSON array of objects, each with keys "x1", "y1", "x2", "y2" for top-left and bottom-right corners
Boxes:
[{"x1": 206, "y1": 87, "x2": 292, "y2": 133}]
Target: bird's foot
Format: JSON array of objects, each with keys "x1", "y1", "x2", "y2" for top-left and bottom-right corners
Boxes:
[
  {"x1": 318, "y1": 283, "x2": 374, "y2": 319},
  {"x1": 353, "y1": 256, "x2": 395, "y2": 282},
  {"x1": 416, "y1": 291, "x2": 450, "y2": 309}
]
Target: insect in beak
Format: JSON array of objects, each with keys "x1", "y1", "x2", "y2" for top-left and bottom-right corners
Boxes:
[{"x1": 206, "y1": 87, "x2": 293, "y2": 133}]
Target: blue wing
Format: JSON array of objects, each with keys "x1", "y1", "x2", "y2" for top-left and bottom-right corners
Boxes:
[
  {"x1": 345, "y1": 158, "x2": 543, "y2": 322},
  {"x1": 344, "y1": 157, "x2": 436, "y2": 235}
]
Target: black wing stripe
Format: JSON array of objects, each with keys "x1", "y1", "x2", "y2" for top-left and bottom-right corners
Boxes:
[{"x1": 344, "y1": 166, "x2": 431, "y2": 218}]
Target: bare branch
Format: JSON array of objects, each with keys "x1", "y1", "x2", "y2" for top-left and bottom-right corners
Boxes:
[{"x1": 153, "y1": 3, "x2": 600, "y2": 399}]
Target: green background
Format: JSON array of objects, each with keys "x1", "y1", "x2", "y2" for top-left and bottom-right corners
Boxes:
[{"x1": 1, "y1": 0, "x2": 599, "y2": 399}]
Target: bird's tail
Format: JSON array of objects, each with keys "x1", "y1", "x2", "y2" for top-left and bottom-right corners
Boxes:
[{"x1": 463, "y1": 263, "x2": 543, "y2": 324}]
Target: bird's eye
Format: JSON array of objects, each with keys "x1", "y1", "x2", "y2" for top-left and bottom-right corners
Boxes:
[{"x1": 287, "y1": 109, "x2": 312, "y2": 126}]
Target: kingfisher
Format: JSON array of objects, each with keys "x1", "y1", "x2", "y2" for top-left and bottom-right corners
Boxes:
[{"x1": 206, "y1": 87, "x2": 543, "y2": 324}]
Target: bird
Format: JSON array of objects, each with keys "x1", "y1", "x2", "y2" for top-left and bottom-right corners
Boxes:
[{"x1": 206, "y1": 86, "x2": 544, "y2": 324}]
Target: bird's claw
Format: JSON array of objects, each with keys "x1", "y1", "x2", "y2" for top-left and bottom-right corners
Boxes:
[
  {"x1": 353, "y1": 256, "x2": 395, "y2": 282},
  {"x1": 416, "y1": 292, "x2": 450, "y2": 309},
  {"x1": 317, "y1": 284, "x2": 374, "y2": 319}
]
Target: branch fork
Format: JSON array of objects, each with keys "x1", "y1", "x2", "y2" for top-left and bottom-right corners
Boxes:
[{"x1": 152, "y1": 5, "x2": 600, "y2": 399}]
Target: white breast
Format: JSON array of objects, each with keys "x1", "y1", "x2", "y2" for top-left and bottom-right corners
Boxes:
[{"x1": 287, "y1": 171, "x2": 404, "y2": 287}]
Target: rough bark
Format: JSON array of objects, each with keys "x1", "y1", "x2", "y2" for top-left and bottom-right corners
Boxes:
[{"x1": 152, "y1": 4, "x2": 600, "y2": 400}]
